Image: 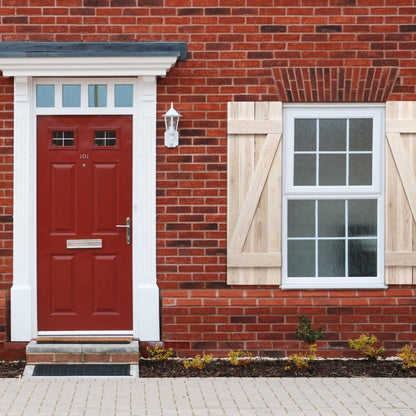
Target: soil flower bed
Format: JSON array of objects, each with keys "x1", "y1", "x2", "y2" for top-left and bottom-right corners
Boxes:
[
  {"x1": 2, "y1": 358, "x2": 416, "y2": 378},
  {"x1": 138, "y1": 358, "x2": 416, "y2": 378}
]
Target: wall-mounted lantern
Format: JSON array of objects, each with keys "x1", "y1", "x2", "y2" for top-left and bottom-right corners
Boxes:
[{"x1": 163, "y1": 103, "x2": 182, "y2": 148}]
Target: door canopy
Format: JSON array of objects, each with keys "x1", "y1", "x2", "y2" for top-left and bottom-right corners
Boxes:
[{"x1": 0, "y1": 42, "x2": 187, "y2": 77}]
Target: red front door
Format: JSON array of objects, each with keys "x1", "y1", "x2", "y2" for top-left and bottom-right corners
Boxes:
[{"x1": 37, "y1": 115, "x2": 132, "y2": 332}]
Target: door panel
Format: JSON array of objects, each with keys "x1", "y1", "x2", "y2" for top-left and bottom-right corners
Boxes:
[{"x1": 37, "y1": 115, "x2": 132, "y2": 332}]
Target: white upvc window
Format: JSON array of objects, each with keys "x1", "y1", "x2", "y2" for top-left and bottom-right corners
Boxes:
[{"x1": 282, "y1": 104, "x2": 385, "y2": 289}]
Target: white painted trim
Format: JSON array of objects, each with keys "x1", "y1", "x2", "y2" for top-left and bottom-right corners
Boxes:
[{"x1": 5, "y1": 56, "x2": 171, "y2": 342}]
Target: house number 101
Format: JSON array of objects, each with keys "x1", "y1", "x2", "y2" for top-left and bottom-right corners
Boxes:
[{"x1": 80, "y1": 153, "x2": 89, "y2": 159}]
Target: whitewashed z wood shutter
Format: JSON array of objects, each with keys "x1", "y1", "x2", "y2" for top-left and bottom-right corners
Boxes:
[
  {"x1": 385, "y1": 101, "x2": 416, "y2": 284},
  {"x1": 227, "y1": 102, "x2": 282, "y2": 285}
]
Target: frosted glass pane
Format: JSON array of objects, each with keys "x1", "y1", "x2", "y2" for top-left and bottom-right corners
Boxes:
[
  {"x1": 295, "y1": 119, "x2": 316, "y2": 151},
  {"x1": 294, "y1": 154, "x2": 316, "y2": 186},
  {"x1": 36, "y1": 85, "x2": 55, "y2": 107},
  {"x1": 318, "y1": 240, "x2": 345, "y2": 277},
  {"x1": 318, "y1": 200, "x2": 345, "y2": 237},
  {"x1": 115, "y1": 84, "x2": 133, "y2": 107},
  {"x1": 288, "y1": 200, "x2": 315, "y2": 237},
  {"x1": 349, "y1": 154, "x2": 372, "y2": 185},
  {"x1": 348, "y1": 199, "x2": 377, "y2": 237},
  {"x1": 62, "y1": 85, "x2": 81, "y2": 107},
  {"x1": 319, "y1": 119, "x2": 346, "y2": 151},
  {"x1": 88, "y1": 85, "x2": 107, "y2": 107},
  {"x1": 319, "y1": 154, "x2": 346, "y2": 185},
  {"x1": 348, "y1": 239, "x2": 377, "y2": 276},
  {"x1": 350, "y1": 118, "x2": 372, "y2": 151},
  {"x1": 288, "y1": 240, "x2": 315, "y2": 277}
]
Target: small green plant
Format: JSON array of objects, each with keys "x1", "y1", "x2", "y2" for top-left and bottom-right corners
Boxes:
[
  {"x1": 285, "y1": 343, "x2": 318, "y2": 371},
  {"x1": 296, "y1": 315, "x2": 323, "y2": 344},
  {"x1": 228, "y1": 350, "x2": 252, "y2": 366},
  {"x1": 348, "y1": 334, "x2": 385, "y2": 360},
  {"x1": 183, "y1": 354, "x2": 213, "y2": 370},
  {"x1": 397, "y1": 345, "x2": 416, "y2": 370},
  {"x1": 146, "y1": 344, "x2": 174, "y2": 361}
]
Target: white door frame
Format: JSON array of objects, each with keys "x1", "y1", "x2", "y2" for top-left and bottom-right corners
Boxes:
[{"x1": 0, "y1": 55, "x2": 179, "y2": 341}]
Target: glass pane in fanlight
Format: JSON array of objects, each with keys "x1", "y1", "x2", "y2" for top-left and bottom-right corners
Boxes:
[
  {"x1": 36, "y1": 85, "x2": 55, "y2": 107},
  {"x1": 115, "y1": 84, "x2": 133, "y2": 107},
  {"x1": 62, "y1": 85, "x2": 81, "y2": 107}
]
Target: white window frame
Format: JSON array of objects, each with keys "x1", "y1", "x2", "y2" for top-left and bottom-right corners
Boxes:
[{"x1": 282, "y1": 104, "x2": 386, "y2": 289}]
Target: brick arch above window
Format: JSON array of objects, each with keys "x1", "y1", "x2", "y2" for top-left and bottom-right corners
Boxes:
[{"x1": 273, "y1": 67, "x2": 399, "y2": 103}]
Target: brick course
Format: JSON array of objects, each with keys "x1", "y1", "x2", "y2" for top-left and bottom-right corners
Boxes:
[{"x1": 0, "y1": 1, "x2": 416, "y2": 358}]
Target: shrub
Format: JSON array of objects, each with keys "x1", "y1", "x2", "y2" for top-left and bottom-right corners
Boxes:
[
  {"x1": 285, "y1": 343, "x2": 318, "y2": 371},
  {"x1": 228, "y1": 350, "x2": 252, "y2": 366},
  {"x1": 146, "y1": 344, "x2": 174, "y2": 361},
  {"x1": 183, "y1": 354, "x2": 213, "y2": 370},
  {"x1": 296, "y1": 315, "x2": 323, "y2": 345},
  {"x1": 397, "y1": 345, "x2": 416, "y2": 370},
  {"x1": 348, "y1": 334, "x2": 385, "y2": 360}
]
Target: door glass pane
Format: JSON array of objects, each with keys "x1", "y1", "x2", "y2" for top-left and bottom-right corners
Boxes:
[
  {"x1": 294, "y1": 154, "x2": 316, "y2": 186},
  {"x1": 288, "y1": 240, "x2": 315, "y2": 277},
  {"x1": 349, "y1": 118, "x2": 372, "y2": 151},
  {"x1": 52, "y1": 131, "x2": 74, "y2": 147},
  {"x1": 319, "y1": 119, "x2": 346, "y2": 151},
  {"x1": 318, "y1": 240, "x2": 345, "y2": 277},
  {"x1": 115, "y1": 84, "x2": 133, "y2": 107},
  {"x1": 94, "y1": 130, "x2": 117, "y2": 147},
  {"x1": 288, "y1": 200, "x2": 315, "y2": 237},
  {"x1": 36, "y1": 85, "x2": 55, "y2": 107},
  {"x1": 348, "y1": 199, "x2": 377, "y2": 237},
  {"x1": 349, "y1": 154, "x2": 372, "y2": 185},
  {"x1": 348, "y1": 239, "x2": 377, "y2": 276},
  {"x1": 62, "y1": 85, "x2": 81, "y2": 107},
  {"x1": 318, "y1": 200, "x2": 345, "y2": 237},
  {"x1": 295, "y1": 119, "x2": 316, "y2": 151},
  {"x1": 319, "y1": 154, "x2": 346, "y2": 185},
  {"x1": 88, "y1": 85, "x2": 107, "y2": 107}
]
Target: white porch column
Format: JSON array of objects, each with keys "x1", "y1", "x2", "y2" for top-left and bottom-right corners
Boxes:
[
  {"x1": 11, "y1": 76, "x2": 36, "y2": 341},
  {"x1": 134, "y1": 76, "x2": 160, "y2": 340}
]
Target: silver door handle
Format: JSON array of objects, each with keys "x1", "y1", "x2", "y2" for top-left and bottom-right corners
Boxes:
[{"x1": 116, "y1": 217, "x2": 131, "y2": 245}]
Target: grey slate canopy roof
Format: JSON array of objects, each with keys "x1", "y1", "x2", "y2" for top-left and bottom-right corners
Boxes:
[{"x1": 0, "y1": 42, "x2": 187, "y2": 61}]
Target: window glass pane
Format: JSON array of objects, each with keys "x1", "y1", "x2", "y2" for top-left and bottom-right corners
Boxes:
[
  {"x1": 36, "y1": 85, "x2": 55, "y2": 107},
  {"x1": 295, "y1": 119, "x2": 316, "y2": 151},
  {"x1": 288, "y1": 240, "x2": 315, "y2": 277},
  {"x1": 319, "y1": 154, "x2": 346, "y2": 185},
  {"x1": 318, "y1": 240, "x2": 345, "y2": 277},
  {"x1": 115, "y1": 84, "x2": 133, "y2": 107},
  {"x1": 348, "y1": 199, "x2": 377, "y2": 237},
  {"x1": 62, "y1": 85, "x2": 81, "y2": 107},
  {"x1": 88, "y1": 84, "x2": 107, "y2": 107},
  {"x1": 349, "y1": 118, "x2": 372, "y2": 151},
  {"x1": 294, "y1": 154, "x2": 316, "y2": 186},
  {"x1": 318, "y1": 200, "x2": 345, "y2": 237},
  {"x1": 349, "y1": 154, "x2": 372, "y2": 185},
  {"x1": 348, "y1": 239, "x2": 377, "y2": 276},
  {"x1": 319, "y1": 119, "x2": 346, "y2": 151},
  {"x1": 288, "y1": 200, "x2": 315, "y2": 237}
]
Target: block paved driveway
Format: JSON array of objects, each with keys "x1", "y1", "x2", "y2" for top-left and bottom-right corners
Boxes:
[{"x1": 1, "y1": 377, "x2": 416, "y2": 415}]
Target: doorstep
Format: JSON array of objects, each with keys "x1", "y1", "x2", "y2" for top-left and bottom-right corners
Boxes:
[{"x1": 24, "y1": 340, "x2": 140, "y2": 378}]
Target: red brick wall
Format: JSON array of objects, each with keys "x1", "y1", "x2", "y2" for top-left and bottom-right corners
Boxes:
[
  {"x1": 0, "y1": 1, "x2": 416, "y2": 358},
  {"x1": 161, "y1": 287, "x2": 416, "y2": 358}
]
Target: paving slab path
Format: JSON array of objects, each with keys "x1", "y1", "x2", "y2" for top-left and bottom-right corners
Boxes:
[{"x1": 1, "y1": 377, "x2": 416, "y2": 415}]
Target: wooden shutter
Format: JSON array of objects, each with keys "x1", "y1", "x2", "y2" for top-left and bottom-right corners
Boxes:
[
  {"x1": 227, "y1": 102, "x2": 282, "y2": 285},
  {"x1": 385, "y1": 101, "x2": 416, "y2": 284}
]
